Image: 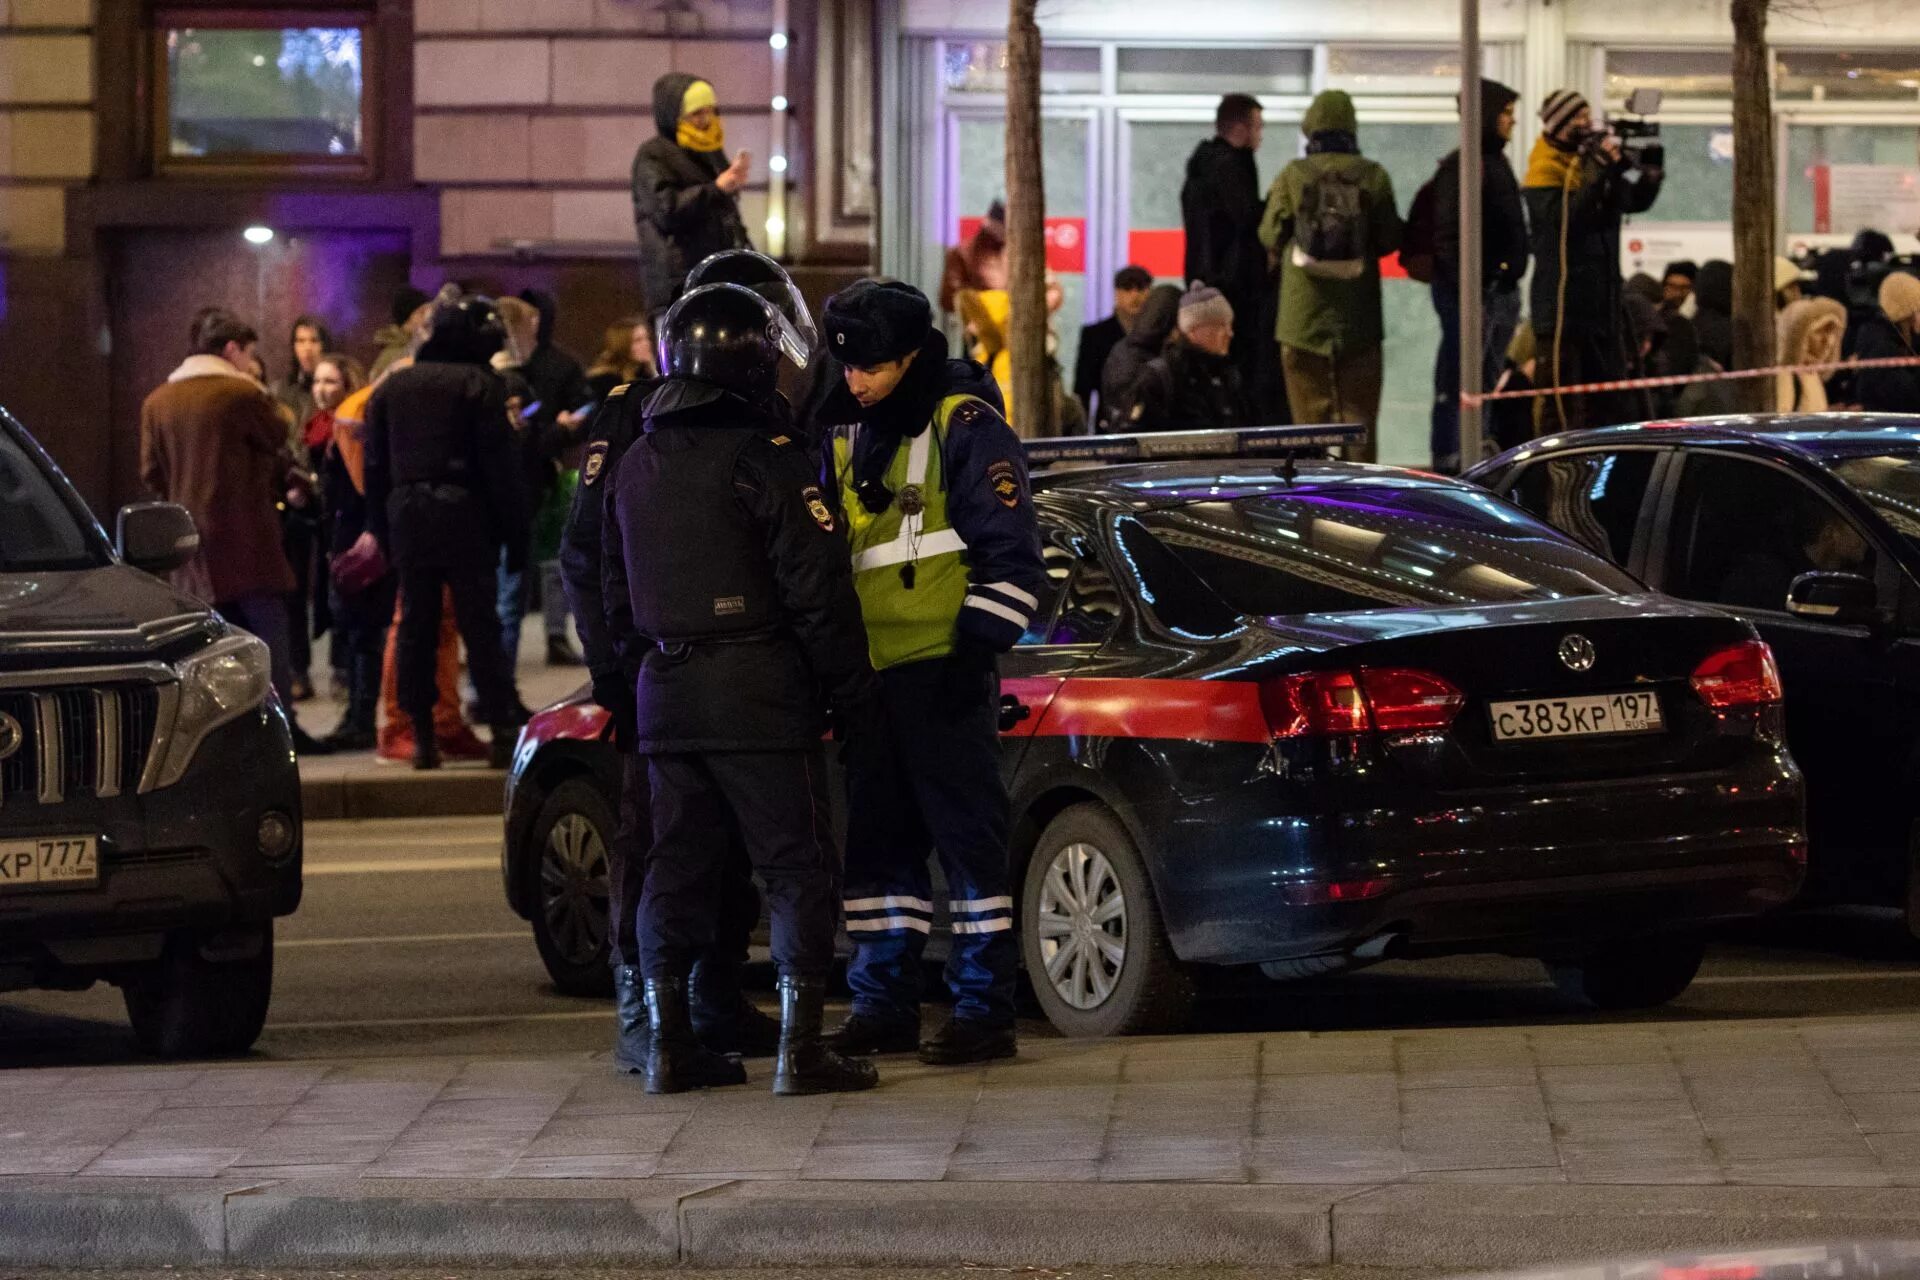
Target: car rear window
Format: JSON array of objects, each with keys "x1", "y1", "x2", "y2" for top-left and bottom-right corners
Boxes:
[
  {"x1": 1826, "y1": 452, "x2": 1920, "y2": 549},
  {"x1": 0, "y1": 427, "x2": 103, "y2": 572},
  {"x1": 1128, "y1": 483, "x2": 1641, "y2": 621}
]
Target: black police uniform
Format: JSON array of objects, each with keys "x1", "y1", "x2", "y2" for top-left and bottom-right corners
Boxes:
[
  {"x1": 364, "y1": 304, "x2": 527, "y2": 764},
  {"x1": 558, "y1": 376, "x2": 771, "y2": 1061},
  {"x1": 603, "y1": 379, "x2": 873, "y2": 977},
  {"x1": 604, "y1": 287, "x2": 881, "y2": 1095}
]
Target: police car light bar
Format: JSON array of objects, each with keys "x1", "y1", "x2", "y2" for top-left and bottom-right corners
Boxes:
[{"x1": 1023, "y1": 423, "x2": 1366, "y2": 467}]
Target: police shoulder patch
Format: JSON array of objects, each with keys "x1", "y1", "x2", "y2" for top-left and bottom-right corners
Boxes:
[
  {"x1": 950, "y1": 397, "x2": 990, "y2": 429},
  {"x1": 770, "y1": 434, "x2": 792, "y2": 446},
  {"x1": 582, "y1": 440, "x2": 610, "y2": 486},
  {"x1": 607, "y1": 382, "x2": 630, "y2": 399},
  {"x1": 801, "y1": 485, "x2": 834, "y2": 532},
  {"x1": 986, "y1": 459, "x2": 1022, "y2": 510}
]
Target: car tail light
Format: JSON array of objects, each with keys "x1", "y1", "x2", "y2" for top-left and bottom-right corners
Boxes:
[
  {"x1": 1359, "y1": 668, "x2": 1467, "y2": 733},
  {"x1": 1690, "y1": 640, "x2": 1783, "y2": 709},
  {"x1": 1260, "y1": 668, "x2": 1464, "y2": 738}
]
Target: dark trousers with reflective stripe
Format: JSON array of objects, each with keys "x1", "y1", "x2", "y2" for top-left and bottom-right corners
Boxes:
[
  {"x1": 843, "y1": 657, "x2": 1016, "y2": 1027},
  {"x1": 638, "y1": 747, "x2": 840, "y2": 979},
  {"x1": 611, "y1": 752, "x2": 761, "y2": 971}
]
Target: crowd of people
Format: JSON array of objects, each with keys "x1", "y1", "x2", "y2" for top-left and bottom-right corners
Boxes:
[
  {"x1": 953, "y1": 85, "x2": 1920, "y2": 469},
  {"x1": 137, "y1": 290, "x2": 659, "y2": 763}
]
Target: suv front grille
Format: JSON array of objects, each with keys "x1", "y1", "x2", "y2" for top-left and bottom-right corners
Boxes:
[{"x1": 0, "y1": 685, "x2": 162, "y2": 806}]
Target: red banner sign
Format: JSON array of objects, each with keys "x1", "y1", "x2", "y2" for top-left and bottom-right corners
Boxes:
[{"x1": 958, "y1": 216, "x2": 1087, "y2": 274}]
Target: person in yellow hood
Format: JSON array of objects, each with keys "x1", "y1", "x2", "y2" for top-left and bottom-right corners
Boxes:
[{"x1": 631, "y1": 73, "x2": 752, "y2": 317}]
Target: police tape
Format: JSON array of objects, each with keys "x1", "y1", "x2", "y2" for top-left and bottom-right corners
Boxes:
[{"x1": 1460, "y1": 353, "x2": 1920, "y2": 406}]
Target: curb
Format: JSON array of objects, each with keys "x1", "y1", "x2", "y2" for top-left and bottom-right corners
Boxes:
[
  {"x1": 4, "y1": 1179, "x2": 1920, "y2": 1267},
  {"x1": 299, "y1": 770, "x2": 506, "y2": 821}
]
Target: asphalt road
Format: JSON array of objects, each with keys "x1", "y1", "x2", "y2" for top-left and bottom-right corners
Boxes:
[{"x1": 2, "y1": 814, "x2": 1919, "y2": 1067}]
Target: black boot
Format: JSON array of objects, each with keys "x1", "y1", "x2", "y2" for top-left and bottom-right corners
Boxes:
[
  {"x1": 488, "y1": 724, "x2": 517, "y2": 770},
  {"x1": 825, "y1": 1009, "x2": 921, "y2": 1056},
  {"x1": 919, "y1": 1016, "x2": 1017, "y2": 1066},
  {"x1": 773, "y1": 974, "x2": 878, "y2": 1097},
  {"x1": 643, "y1": 976, "x2": 747, "y2": 1094},
  {"x1": 322, "y1": 652, "x2": 380, "y2": 752},
  {"x1": 290, "y1": 721, "x2": 335, "y2": 756},
  {"x1": 690, "y1": 955, "x2": 782, "y2": 1057},
  {"x1": 410, "y1": 714, "x2": 441, "y2": 771},
  {"x1": 612, "y1": 964, "x2": 648, "y2": 1075}
]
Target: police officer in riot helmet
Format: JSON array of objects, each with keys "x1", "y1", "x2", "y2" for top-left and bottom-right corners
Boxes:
[
  {"x1": 684, "y1": 248, "x2": 820, "y2": 347},
  {"x1": 364, "y1": 287, "x2": 529, "y2": 769},
  {"x1": 602, "y1": 282, "x2": 881, "y2": 1095},
  {"x1": 560, "y1": 260, "x2": 814, "y2": 1074}
]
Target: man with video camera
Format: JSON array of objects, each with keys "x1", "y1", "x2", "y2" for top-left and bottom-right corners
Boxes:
[{"x1": 1524, "y1": 88, "x2": 1665, "y2": 432}]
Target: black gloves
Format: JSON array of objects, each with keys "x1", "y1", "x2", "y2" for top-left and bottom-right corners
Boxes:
[
  {"x1": 938, "y1": 636, "x2": 999, "y2": 714},
  {"x1": 590, "y1": 672, "x2": 637, "y2": 754}
]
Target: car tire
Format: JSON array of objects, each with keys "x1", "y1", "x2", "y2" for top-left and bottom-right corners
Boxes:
[
  {"x1": 1546, "y1": 936, "x2": 1705, "y2": 1011},
  {"x1": 1020, "y1": 802, "x2": 1193, "y2": 1038},
  {"x1": 528, "y1": 776, "x2": 617, "y2": 997},
  {"x1": 122, "y1": 925, "x2": 274, "y2": 1059}
]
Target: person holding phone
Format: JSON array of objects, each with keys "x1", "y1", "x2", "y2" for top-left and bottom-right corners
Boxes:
[{"x1": 631, "y1": 74, "x2": 753, "y2": 322}]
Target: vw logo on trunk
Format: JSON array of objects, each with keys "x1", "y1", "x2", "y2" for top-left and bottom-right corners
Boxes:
[
  {"x1": 1558, "y1": 634, "x2": 1597, "y2": 672},
  {"x1": 0, "y1": 711, "x2": 21, "y2": 761}
]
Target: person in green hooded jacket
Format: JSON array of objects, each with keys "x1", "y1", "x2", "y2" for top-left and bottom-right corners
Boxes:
[{"x1": 1258, "y1": 90, "x2": 1402, "y2": 462}]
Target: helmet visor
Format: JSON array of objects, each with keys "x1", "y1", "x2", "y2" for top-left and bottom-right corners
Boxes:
[
  {"x1": 769, "y1": 303, "x2": 812, "y2": 372},
  {"x1": 767, "y1": 276, "x2": 819, "y2": 353}
]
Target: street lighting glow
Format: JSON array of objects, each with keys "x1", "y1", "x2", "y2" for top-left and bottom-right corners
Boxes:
[
  {"x1": 769, "y1": 154, "x2": 788, "y2": 173},
  {"x1": 769, "y1": 32, "x2": 788, "y2": 50},
  {"x1": 242, "y1": 225, "x2": 274, "y2": 245},
  {"x1": 765, "y1": 213, "x2": 786, "y2": 238},
  {"x1": 771, "y1": 94, "x2": 789, "y2": 111}
]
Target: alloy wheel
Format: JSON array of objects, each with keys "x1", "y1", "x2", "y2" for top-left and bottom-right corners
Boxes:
[
  {"x1": 1034, "y1": 840, "x2": 1128, "y2": 1010},
  {"x1": 539, "y1": 812, "x2": 610, "y2": 967}
]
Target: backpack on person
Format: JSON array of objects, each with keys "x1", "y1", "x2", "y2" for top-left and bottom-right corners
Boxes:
[
  {"x1": 1399, "y1": 172, "x2": 1440, "y2": 284},
  {"x1": 1290, "y1": 167, "x2": 1371, "y2": 281}
]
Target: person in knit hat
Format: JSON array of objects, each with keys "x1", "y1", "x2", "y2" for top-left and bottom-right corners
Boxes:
[
  {"x1": 1522, "y1": 87, "x2": 1664, "y2": 432},
  {"x1": 1115, "y1": 286, "x2": 1250, "y2": 433},
  {"x1": 1854, "y1": 270, "x2": 1920, "y2": 413}
]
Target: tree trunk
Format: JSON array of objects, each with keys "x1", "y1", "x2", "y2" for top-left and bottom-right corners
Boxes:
[
  {"x1": 1004, "y1": 0, "x2": 1048, "y2": 438},
  {"x1": 1729, "y1": 0, "x2": 1776, "y2": 412}
]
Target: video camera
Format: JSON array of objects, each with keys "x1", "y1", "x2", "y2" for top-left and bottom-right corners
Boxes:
[{"x1": 1578, "y1": 87, "x2": 1664, "y2": 169}]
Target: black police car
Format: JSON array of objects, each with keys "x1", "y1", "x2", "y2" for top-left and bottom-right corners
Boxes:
[
  {"x1": 1469, "y1": 413, "x2": 1920, "y2": 930},
  {"x1": 506, "y1": 429, "x2": 1804, "y2": 1038},
  {"x1": 0, "y1": 409, "x2": 302, "y2": 1058}
]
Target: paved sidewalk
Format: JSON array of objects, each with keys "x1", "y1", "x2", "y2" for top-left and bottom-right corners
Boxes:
[{"x1": 4, "y1": 1015, "x2": 1920, "y2": 1266}]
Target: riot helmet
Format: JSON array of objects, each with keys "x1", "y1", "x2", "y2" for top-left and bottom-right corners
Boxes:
[
  {"x1": 683, "y1": 249, "x2": 820, "y2": 352},
  {"x1": 419, "y1": 290, "x2": 507, "y2": 366},
  {"x1": 658, "y1": 282, "x2": 811, "y2": 404}
]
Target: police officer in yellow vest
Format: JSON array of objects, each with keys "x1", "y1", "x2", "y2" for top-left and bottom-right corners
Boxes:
[{"x1": 819, "y1": 280, "x2": 1046, "y2": 1065}]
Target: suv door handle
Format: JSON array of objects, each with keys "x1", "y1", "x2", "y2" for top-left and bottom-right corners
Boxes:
[{"x1": 998, "y1": 694, "x2": 1032, "y2": 733}]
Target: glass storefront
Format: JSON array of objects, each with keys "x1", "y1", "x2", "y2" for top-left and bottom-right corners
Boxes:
[{"x1": 898, "y1": 37, "x2": 1517, "y2": 465}]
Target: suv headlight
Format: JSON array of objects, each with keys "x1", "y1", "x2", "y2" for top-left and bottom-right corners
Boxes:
[{"x1": 151, "y1": 634, "x2": 273, "y2": 789}]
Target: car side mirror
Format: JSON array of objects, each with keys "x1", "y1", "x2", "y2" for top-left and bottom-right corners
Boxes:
[
  {"x1": 1786, "y1": 571, "x2": 1879, "y2": 626},
  {"x1": 117, "y1": 502, "x2": 199, "y2": 575}
]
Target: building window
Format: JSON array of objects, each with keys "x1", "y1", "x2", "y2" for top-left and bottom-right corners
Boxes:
[
  {"x1": 1775, "y1": 49, "x2": 1920, "y2": 103},
  {"x1": 943, "y1": 42, "x2": 1101, "y2": 95},
  {"x1": 1605, "y1": 49, "x2": 1733, "y2": 102},
  {"x1": 1326, "y1": 45, "x2": 1467, "y2": 96},
  {"x1": 1115, "y1": 46, "x2": 1311, "y2": 96},
  {"x1": 156, "y1": 12, "x2": 371, "y2": 175}
]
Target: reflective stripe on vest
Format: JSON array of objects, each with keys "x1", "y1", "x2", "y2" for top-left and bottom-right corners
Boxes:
[
  {"x1": 835, "y1": 395, "x2": 978, "y2": 670},
  {"x1": 849, "y1": 427, "x2": 967, "y2": 570}
]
